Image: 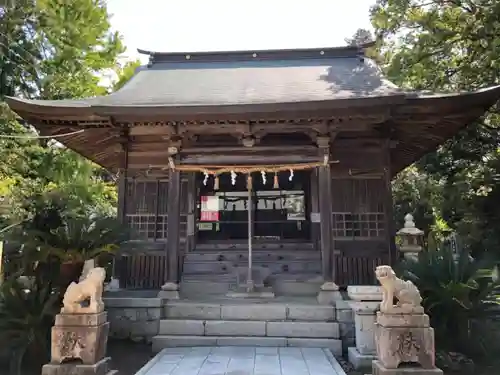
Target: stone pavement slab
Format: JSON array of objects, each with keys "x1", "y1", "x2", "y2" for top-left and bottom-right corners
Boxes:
[{"x1": 135, "y1": 346, "x2": 346, "y2": 375}]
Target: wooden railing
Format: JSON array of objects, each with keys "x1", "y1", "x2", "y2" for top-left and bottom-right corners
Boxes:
[
  {"x1": 116, "y1": 252, "x2": 167, "y2": 289},
  {"x1": 332, "y1": 238, "x2": 388, "y2": 287},
  {"x1": 333, "y1": 255, "x2": 386, "y2": 286}
]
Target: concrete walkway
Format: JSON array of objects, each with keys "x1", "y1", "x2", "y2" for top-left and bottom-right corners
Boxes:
[{"x1": 136, "y1": 347, "x2": 346, "y2": 375}]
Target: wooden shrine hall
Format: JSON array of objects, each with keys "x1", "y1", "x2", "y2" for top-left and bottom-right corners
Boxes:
[{"x1": 6, "y1": 44, "x2": 500, "y2": 292}]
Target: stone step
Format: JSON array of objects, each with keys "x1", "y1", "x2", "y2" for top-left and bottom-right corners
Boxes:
[
  {"x1": 185, "y1": 251, "x2": 320, "y2": 262},
  {"x1": 159, "y1": 319, "x2": 340, "y2": 339},
  {"x1": 194, "y1": 242, "x2": 315, "y2": 251},
  {"x1": 152, "y1": 335, "x2": 342, "y2": 355},
  {"x1": 179, "y1": 277, "x2": 322, "y2": 297},
  {"x1": 180, "y1": 280, "x2": 232, "y2": 295},
  {"x1": 181, "y1": 272, "x2": 321, "y2": 281},
  {"x1": 182, "y1": 260, "x2": 322, "y2": 274},
  {"x1": 164, "y1": 301, "x2": 336, "y2": 321}
]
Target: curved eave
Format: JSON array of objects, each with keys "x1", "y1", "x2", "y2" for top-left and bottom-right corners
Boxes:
[
  {"x1": 5, "y1": 85, "x2": 500, "y2": 174},
  {"x1": 5, "y1": 95, "x2": 408, "y2": 122},
  {"x1": 390, "y1": 85, "x2": 500, "y2": 175},
  {"x1": 4, "y1": 96, "x2": 109, "y2": 123}
]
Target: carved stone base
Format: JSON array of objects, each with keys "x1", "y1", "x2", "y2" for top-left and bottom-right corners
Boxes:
[
  {"x1": 42, "y1": 357, "x2": 117, "y2": 375},
  {"x1": 51, "y1": 312, "x2": 109, "y2": 366},
  {"x1": 158, "y1": 282, "x2": 180, "y2": 299},
  {"x1": 347, "y1": 346, "x2": 376, "y2": 369},
  {"x1": 317, "y1": 282, "x2": 342, "y2": 305},
  {"x1": 375, "y1": 312, "x2": 437, "y2": 370},
  {"x1": 372, "y1": 360, "x2": 443, "y2": 375},
  {"x1": 234, "y1": 266, "x2": 271, "y2": 289},
  {"x1": 157, "y1": 290, "x2": 180, "y2": 299}
]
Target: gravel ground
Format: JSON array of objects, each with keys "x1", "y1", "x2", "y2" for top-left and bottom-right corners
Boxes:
[{"x1": 337, "y1": 356, "x2": 498, "y2": 375}]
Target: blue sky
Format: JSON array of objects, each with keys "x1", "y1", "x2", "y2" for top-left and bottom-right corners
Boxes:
[{"x1": 106, "y1": 0, "x2": 375, "y2": 64}]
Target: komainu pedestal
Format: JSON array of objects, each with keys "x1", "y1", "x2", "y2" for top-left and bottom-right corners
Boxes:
[
  {"x1": 42, "y1": 267, "x2": 117, "y2": 375},
  {"x1": 372, "y1": 265, "x2": 442, "y2": 375},
  {"x1": 41, "y1": 312, "x2": 115, "y2": 375},
  {"x1": 373, "y1": 312, "x2": 442, "y2": 374}
]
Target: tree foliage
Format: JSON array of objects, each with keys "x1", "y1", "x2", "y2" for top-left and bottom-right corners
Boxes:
[
  {"x1": 112, "y1": 59, "x2": 141, "y2": 91},
  {"x1": 398, "y1": 241, "x2": 500, "y2": 361},
  {"x1": 347, "y1": 2, "x2": 500, "y2": 256},
  {"x1": 0, "y1": 0, "x2": 127, "y2": 225}
]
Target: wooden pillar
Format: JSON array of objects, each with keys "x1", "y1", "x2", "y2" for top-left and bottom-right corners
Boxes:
[
  {"x1": 117, "y1": 131, "x2": 129, "y2": 224},
  {"x1": 310, "y1": 169, "x2": 320, "y2": 250},
  {"x1": 186, "y1": 172, "x2": 196, "y2": 252},
  {"x1": 384, "y1": 140, "x2": 397, "y2": 266},
  {"x1": 166, "y1": 168, "x2": 181, "y2": 284},
  {"x1": 317, "y1": 136, "x2": 334, "y2": 282},
  {"x1": 114, "y1": 131, "x2": 129, "y2": 285}
]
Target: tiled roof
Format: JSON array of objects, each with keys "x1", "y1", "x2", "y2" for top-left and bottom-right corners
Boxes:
[{"x1": 6, "y1": 46, "x2": 404, "y2": 110}]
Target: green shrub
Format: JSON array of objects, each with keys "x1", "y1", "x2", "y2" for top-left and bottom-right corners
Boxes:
[
  {"x1": 0, "y1": 264, "x2": 61, "y2": 375},
  {"x1": 397, "y1": 242, "x2": 500, "y2": 359}
]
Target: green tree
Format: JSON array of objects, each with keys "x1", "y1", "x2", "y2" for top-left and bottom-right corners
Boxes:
[
  {"x1": 345, "y1": 28, "x2": 374, "y2": 46},
  {"x1": 112, "y1": 59, "x2": 141, "y2": 91},
  {"x1": 0, "y1": 0, "x2": 124, "y2": 224},
  {"x1": 371, "y1": 0, "x2": 500, "y2": 255}
]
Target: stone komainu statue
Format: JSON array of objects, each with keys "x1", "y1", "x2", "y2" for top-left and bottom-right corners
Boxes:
[
  {"x1": 375, "y1": 265, "x2": 422, "y2": 313},
  {"x1": 61, "y1": 267, "x2": 106, "y2": 314}
]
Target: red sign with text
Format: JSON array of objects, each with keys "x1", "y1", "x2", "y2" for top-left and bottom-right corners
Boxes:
[
  {"x1": 200, "y1": 196, "x2": 219, "y2": 221},
  {"x1": 200, "y1": 211, "x2": 219, "y2": 221}
]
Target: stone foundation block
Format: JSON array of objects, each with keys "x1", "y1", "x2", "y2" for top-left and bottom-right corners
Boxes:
[
  {"x1": 42, "y1": 357, "x2": 114, "y2": 375},
  {"x1": 348, "y1": 346, "x2": 376, "y2": 369},
  {"x1": 335, "y1": 302, "x2": 354, "y2": 322},
  {"x1": 372, "y1": 360, "x2": 443, "y2": 375},
  {"x1": 157, "y1": 290, "x2": 179, "y2": 299}
]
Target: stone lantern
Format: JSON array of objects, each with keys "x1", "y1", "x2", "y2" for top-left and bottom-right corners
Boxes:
[{"x1": 397, "y1": 213, "x2": 424, "y2": 260}]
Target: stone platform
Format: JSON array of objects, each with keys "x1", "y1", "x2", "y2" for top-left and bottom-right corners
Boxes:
[
  {"x1": 152, "y1": 296, "x2": 342, "y2": 354},
  {"x1": 135, "y1": 347, "x2": 347, "y2": 375}
]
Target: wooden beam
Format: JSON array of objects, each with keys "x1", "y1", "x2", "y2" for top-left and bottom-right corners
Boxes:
[
  {"x1": 129, "y1": 124, "x2": 175, "y2": 136},
  {"x1": 128, "y1": 117, "x2": 388, "y2": 141},
  {"x1": 128, "y1": 145, "x2": 320, "y2": 160},
  {"x1": 179, "y1": 154, "x2": 322, "y2": 165},
  {"x1": 180, "y1": 145, "x2": 319, "y2": 154},
  {"x1": 179, "y1": 123, "x2": 251, "y2": 136}
]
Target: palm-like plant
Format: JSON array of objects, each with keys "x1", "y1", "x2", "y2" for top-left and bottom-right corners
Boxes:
[
  {"x1": 398, "y1": 241, "x2": 500, "y2": 359},
  {"x1": 0, "y1": 265, "x2": 61, "y2": 375},
  {"x1": 9, "y1": 214, "x2": 129, "y2": 287},
  {"x1": 24, "y1": 215, "x2": 129, "y2": 263}
]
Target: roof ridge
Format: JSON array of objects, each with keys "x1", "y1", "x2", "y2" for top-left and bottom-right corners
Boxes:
[{"x1": 137, "y1": 43, "x2": 374, "y2": 65}]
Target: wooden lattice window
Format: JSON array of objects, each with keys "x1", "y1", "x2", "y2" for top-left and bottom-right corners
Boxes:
[
  {"x1": 331, "y1": 178, "x2": 386, "y2": 239},
  {"x1": 125, "y1": 178, "x2": 169, "y2": 240}
]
